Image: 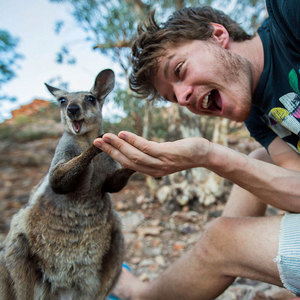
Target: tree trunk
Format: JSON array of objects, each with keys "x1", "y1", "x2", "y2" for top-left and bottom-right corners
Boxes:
[{"x1": 142, "y1": 101, "x2": 151, "y2": 139}]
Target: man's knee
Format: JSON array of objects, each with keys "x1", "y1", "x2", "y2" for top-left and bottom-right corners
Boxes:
[{"x1": 193, "y1": 217, "x2": 234, "y2": 267}]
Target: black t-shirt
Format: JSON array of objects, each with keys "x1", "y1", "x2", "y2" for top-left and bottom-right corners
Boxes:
[{"x1": 245, "y1": 0, "x2": 300, "y2": 153}]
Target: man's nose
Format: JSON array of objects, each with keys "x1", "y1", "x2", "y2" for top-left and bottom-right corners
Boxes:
[{"x1": 174, "y1": 84, "x2": 193, "y2": 106}]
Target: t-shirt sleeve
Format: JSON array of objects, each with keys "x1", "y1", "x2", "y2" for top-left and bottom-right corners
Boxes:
[
  {"x1": 244, "y1": 106, "x2": 278, "y2": 149},
  {"x1": 267, "y1": 0, "x2": 300, "y2": 46}
]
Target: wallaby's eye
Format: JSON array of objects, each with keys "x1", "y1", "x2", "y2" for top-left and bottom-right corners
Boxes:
[
  {"x1": 58, "y1": 97, "x2": 67, "y2": 105},
  {"x1": 87, "y1": 95, "x2": 96, "y2": 103}
]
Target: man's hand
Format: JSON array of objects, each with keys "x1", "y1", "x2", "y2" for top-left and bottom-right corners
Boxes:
[{"x1": 93, "y1": 131, "x2": 211, "y2": 177}]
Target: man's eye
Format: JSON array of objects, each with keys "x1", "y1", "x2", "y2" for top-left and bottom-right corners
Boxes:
[{"x1": 175, "y1": 63, "x2": 183, "y2": 78}]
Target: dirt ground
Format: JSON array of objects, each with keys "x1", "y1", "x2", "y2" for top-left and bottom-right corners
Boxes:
[{"x1": 0, "y1": 134, "x2": 296, "y2": 299}]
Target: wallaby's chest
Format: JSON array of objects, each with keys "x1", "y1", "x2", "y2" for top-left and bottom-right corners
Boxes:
[{"x1": 26, "y1": 200, "x2": 113, "y2": 288}]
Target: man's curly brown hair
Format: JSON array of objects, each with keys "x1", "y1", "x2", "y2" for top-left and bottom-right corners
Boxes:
[{"x1": 129, "y1": 6, "x2": 253, "y2": 100}]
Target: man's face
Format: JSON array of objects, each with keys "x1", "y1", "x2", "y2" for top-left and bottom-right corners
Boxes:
[{"x1": 153, "y1": 40, "x2": 253, "y2": 122}]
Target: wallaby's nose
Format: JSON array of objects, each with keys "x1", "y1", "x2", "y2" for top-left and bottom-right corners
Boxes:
[{"x1": 67, "y1": 104, "x2": 81, "y2": 119}]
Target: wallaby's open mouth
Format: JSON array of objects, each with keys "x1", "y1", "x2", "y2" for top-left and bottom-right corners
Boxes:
[{"x1": 72, "y1": 120, "x2": 84, "y2": 133}]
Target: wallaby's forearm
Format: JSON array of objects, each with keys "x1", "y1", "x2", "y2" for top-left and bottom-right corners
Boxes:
[
  {"x1": 50, "y1": 145, "x2": 101, "y2": 194},
  {"x1": 102, "y1": 168, "x2": 135, "y2": 193}
]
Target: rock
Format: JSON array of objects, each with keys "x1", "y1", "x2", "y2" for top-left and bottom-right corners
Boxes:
[
  {"x1": 115, "y1": 201, "x2": 129, "y2": 210},
  {"x1": 121, "y1": 211, "x2": 145, "y2": 233},
  {"x1": 136, "y1": 195, "x2": 147, "y2": 205},
  {"x1": 136, "y1": 226, "x2": 163, "y2": 237},
  {"x1": 139, "y1": 259, "x2": 154, "y2": 267},
  {"x1": 123, "y1": 232, "x2": 136, "y2": 244},
  {"x1": 134, "y1": 240, "x2": 143, "y2": 251},
  {"x1": 177, "y1": 193, "x2": 190, "y2": 206},
  {"x1": 173, "y1": 241, "x2": 185, "y2": 251},
  {"x1": 144, "y1": 245, "x2": 162, "y2": 257},
  {"x1": 171, "y1": 211, "x2": 201, "y2": 223},
  {"x1": 151, "y1": 238, "x2": 161, "y2": 247},
  {"x1": 208, "y1": 210, "x2": 223, "y2": 218},
  {"x1": 10, "y1": 99, "x2": 50, "y2": 120},
  {"x1": 187, "y1": 233, "x2": 200, "y2": 245},
  {"x1": 130, "y1": 257, "x2": 141, "y2": 264},
  {"x1": 156, "y1": 186, "x2": 171, "y2": 204},
  {"x1": 180, "y1": 223, "x2": 199, "y2": 234},
  {"x1": 203, "y1": 194, "x2": 217, "y2": 206},
  {"x1": 155, "y1": 255, "x2": 165, "y2": 266},
  {"x1": 149, "y1": 219, "x2": 160, "y2": 226}
]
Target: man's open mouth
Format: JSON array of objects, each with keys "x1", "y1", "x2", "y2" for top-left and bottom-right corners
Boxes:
[
  {"x1": 72, "y1": 120, "x2": 84, "y2": 133},
  {"x1": 202, "y1": 89, "x2": 222, "y2": 112}
]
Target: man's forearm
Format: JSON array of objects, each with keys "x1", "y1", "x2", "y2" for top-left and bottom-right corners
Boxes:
[{"x1": 206, "y1": 142, "x2": 300, "y2": 212}]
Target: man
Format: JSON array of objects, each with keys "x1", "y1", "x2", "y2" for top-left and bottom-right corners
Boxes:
[{"x1": 94, "y1": 1, "x2": 300, "y2": 299}]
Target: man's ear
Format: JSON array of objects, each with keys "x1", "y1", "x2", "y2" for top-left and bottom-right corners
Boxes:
[{"x1": 211, "y1": 23, "x2": 229, "y2": 49}]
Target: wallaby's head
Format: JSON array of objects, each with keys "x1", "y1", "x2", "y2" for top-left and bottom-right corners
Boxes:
[{"x1": 45, "y1": 69, "x2": 115, "y2": 136}]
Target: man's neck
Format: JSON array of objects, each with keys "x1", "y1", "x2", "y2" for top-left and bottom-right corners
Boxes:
[{"x1": 228, "y1": 35, "x2": 264, "y2": 94}]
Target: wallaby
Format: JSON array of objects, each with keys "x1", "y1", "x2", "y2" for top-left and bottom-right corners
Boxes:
[{"x1": 0, "y1": 69, "x2": 134, "y2": 300}]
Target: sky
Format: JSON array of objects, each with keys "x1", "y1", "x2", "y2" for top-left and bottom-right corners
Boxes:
[{"x1": 0, "y1": 0, "x2": 121, "y2": 122}]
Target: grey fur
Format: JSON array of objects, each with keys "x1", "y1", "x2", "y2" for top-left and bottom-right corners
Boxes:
[{"x1": 0, "y1": 69, "x2": 134, "y2": 300}]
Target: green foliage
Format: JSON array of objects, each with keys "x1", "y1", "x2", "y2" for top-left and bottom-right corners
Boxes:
[
  {"x1": 49, "y1": 0, "x2": 265, "y2": 63},
  {"x1": 104, "y1": 100, "x2": 169, "y2": 140},
  {"x1": 0, "y1": 29, "x2": 23, "y2": 101},
  {"x1": 49, "y1": 0, "x2": 266, "y2": 139},
  {"x1": 14, "y1": 115, "x2": 32, "y2": 126},
  {"x1": 0, "y1": 122, "x2": 14, "y2": 140},
  {"x1": 148, "y1": 105, "x2": 169, "y2": 140},
  {"x1": 0, "y1": 124, "x2": 61, "y2": 143}
]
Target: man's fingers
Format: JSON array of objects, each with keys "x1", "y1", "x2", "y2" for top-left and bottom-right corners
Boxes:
[
  {"x1": 95, "y1": 140, "x2": 162, "y2": 176},
  {"x1": 94, "y1": 133, "x2": 162, "y2": 168},
  {"x1": 118, "y1": 131, "x2": 161, "y2": 156}
]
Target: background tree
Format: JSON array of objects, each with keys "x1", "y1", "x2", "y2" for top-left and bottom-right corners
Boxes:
[
  {"x1": 0, "y1": 30, "x2": 23, "y2": 102},
  {"x1": 50, "y1": 0, "x2": 266, "y2": 207}
]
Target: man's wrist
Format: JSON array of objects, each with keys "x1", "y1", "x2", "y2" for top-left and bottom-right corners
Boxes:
[
  {"x1": 191, "y1": 137, "x2": 213, "y2": 169},
  {"x1": 203, "y1": 141, "x2": 234, "y2": 174}
]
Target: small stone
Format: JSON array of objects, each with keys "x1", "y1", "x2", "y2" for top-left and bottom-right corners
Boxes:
[
  {"x1": 182, "y1": 206, "x2": 189, "y2": 212},
  {"x1": 121, "y1": 211, "x2": 144, "y2": 232},
  {"x1": 151, "y1": 238, "x2": 161, "y2": 247},
  {"x1": 139, "y1": 259, "x2": 154, "y2": 267},
  {"x1": 156, "y1": 186, "x2": 171, "y2": 204},
  {"x1": 155, "y1": 255, "x2": 165, "y2": 266},
  {"x1": 173, "y1": 242, "x2": 185, "y2": 251},
  {"x1": 136, "y1": 226, "x2": 163, "y2": 237},
  {"x1": 130, "y1": 257, "x2": 141, "y2": 264},
  {"x1": 136, "y1": 195, "x2": 146, "y2": 205}
]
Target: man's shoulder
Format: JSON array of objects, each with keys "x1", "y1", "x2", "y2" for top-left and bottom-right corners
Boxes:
[{"x1": 265, "y1": 0, "x2": 300, "y2": 44}]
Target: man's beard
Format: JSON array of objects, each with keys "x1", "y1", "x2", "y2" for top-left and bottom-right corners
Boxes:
[{"x1": 211, "y1": 42, "x2": 253, "y2": 122}]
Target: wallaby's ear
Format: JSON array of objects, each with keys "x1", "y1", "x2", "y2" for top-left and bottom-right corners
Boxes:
[
  {"x1": 91, "y1": 69, "x2": 115, "y2": 100},
  {"x1": 44, "y1": 83, "x2": 67, "y2": 98}
]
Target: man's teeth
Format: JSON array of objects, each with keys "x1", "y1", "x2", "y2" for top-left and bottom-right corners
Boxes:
[{"x1": 202, "y1": 92, "x2": 211, "y2": 109}]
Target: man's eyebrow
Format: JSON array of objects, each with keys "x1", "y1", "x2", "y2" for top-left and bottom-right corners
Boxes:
[{"x1": 163, "y1": 54, "x2": 175, "y2": 79}]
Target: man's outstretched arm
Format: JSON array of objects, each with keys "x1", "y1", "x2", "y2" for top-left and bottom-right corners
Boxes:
[{"x1": 94, "y1": 131, "x2": 300, "y2": 212}]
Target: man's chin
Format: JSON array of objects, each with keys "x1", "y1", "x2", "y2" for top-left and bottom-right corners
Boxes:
[{"x1": 232, "y1": 109, "x2": 251, "y2": 122}]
